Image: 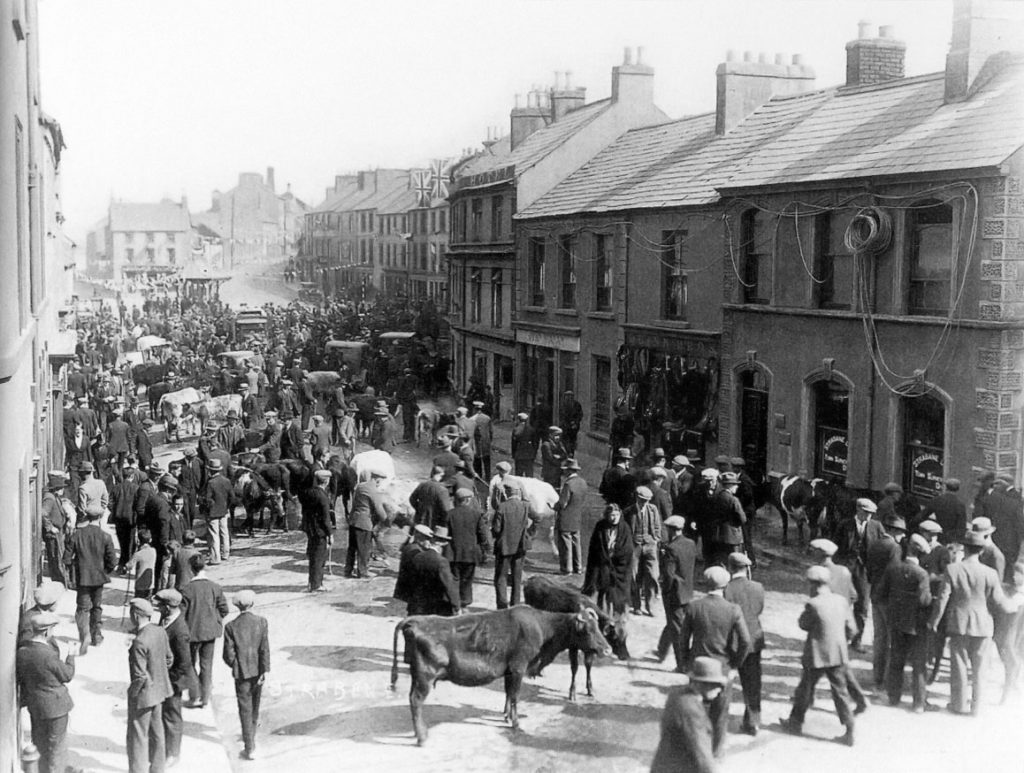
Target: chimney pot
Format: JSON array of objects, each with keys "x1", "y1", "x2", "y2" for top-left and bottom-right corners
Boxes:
[
  {"x1": 565, "y1": 70, "x2": 573, "y2": 89},
  {"x1": 792, "y1": 53, "x2": 804, "y2": 65},
  {"x1": 743, "y1": 50, "x2": 753, "y2": 62},
  {"x1": 775, "y1": 53, "x2": 785, "y2": 65},
  {"x1": 726, "y1": 49, "x2": 736, "y2": 62},
  {"x1": 858, "y1": 19, "x2": 872, "y2": 39},
  {"x1": 623, "y1": 46, "x2": 633, "y2": 65},
  {"x1": 636, "y1": 46, "x2": 645, "y2": 65},
  {"x1": 758, "y1": 51, "x2": 767, "y2": 64},
  {"x1": 879, "y1": 25, "x2": 894, "y2": 39}
]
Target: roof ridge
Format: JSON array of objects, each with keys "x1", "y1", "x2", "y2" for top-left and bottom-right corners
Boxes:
[
  {"x1": 835, "y1": 70, "x2": 945, "y2": 97},
  {"x1": 625, "y1": 111, "x2": 716, "y2": 133}
]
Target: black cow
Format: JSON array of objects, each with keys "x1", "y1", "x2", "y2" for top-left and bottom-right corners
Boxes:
[
  {"x1": 523, "y1": 575, "x2": 630, "y2": 700},
  {"x1": 771, "y1": 475, "x2": 856, "y2": 545},
  {"x1": 146, "y1": 380, "x2": 176, "y2": 416},
  {"x1": 390, "y1": 606, "x2": 612, "y2": 745}
]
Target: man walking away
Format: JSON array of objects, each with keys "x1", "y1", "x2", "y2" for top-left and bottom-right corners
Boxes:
[
  {"x1": 655, "y1": 516, "x2": 697, "y2": 671},
  {"x1": 223, "y1": 590, "x2": 270, "y2": 762},
  {"x1": 126, "y1": 598, "x2": 173, "y2": 773},
  {"x1": 154, "y1": 589, "x2": 196, "y2": 768},
  {"x1": 181, "y1": 554, "x2": 228, "y2": 709},
  {"x1": 67, "y1": 509, "x2": 117, "y2": 655},
  {"x1": 723, "y1": 553, "x2": 765, "y2": 735},
  {"x1": 447, "y1": 489, "x2": 489, "y2": 609},
  {"x1": 491, "y1": 485, "x2": 535, "y2": 609}
]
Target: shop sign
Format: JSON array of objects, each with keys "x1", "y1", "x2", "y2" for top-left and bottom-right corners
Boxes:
[
  {"x1": 820, "y1": 430, "x2": 849, "y2": 477},
  {"x1": 909, "y1": 448, "x2": 944, "y2": 498},
  {"x1": 515, "y1": 328, "x2": 580, "y2": 352}
]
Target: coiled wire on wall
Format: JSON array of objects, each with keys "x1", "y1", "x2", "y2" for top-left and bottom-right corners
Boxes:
[{"x1": 843, "y1": 206, "x2": 893, "y2": 254}]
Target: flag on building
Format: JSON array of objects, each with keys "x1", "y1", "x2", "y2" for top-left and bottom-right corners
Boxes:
[
  {"x1": 429, "y1": 159, "x2": 453, "y2": 200},
  {"x1": 411, "y1": 170, "x2": 432, "y2": 208}
]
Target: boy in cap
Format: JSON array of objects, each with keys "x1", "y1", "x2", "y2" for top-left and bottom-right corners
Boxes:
[
  {"x1": 724, "y1": 552, "x2": 765, "y2": 734},
  {"x1": 125, "y1": 528, "x2": 157, "y2": 600},
  {"x1": 782, "y1": 566, "x2": 857, "y2": 746},
  {"x1": 154, "y1": 588, "x2": 195, "y2": 766},
  {"x1": 650, "y1": 657, "x2": 724, "y2": 772},
  {"x1": 126, "y1": 597, "x2": 173, "y2": 773},
  {"x1": 16, "y1": 610, "x2": 77, "y2": 773},
  {"x1": 223, "y1": 590, "x2": 270, "y2": 761}
]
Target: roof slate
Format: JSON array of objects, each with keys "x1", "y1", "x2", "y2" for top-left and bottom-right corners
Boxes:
[{"x1": 109, "y1": 201, "x2": 190, "y2": 232}]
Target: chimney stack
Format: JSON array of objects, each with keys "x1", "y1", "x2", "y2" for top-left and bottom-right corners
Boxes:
[
  {"x1": 266, "y1": 166, "x2": 276, "y2": 192},
  {"x1": 715, "y1": 50, "x2": 815, "y2": 134},
  {"x1": 551, "y1": 68, "x2": 587, "y2": 120},
  {"x1": 611, "y1": 45, "x2": 655, "y2": 109},
  {"x1": 510, "y1": 84, "x2": 551, "y2": 150},
  {"x1": 945, "y1": 0, "x2": 1024, "y2": 102},
  {"x1": 845, "y1": 22, "x2": 906, "y2": 87}
]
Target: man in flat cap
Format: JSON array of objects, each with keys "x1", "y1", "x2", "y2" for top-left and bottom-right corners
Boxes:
[
  {"x1": 650, "y1": 658, "x2": 725, "y2": 772},
  {"x1": 833, "y1": 498, "x2": 885, "y2": 651},
  {"x1": 492, "y1": 484, "x2": 536, "y2": 609},
  {"x1": 510, "y1": 412, "x2": 538, "y2": 477},
  {"x1": 599, "y1": 448, "x2": 636, "y2": 511},
  {"x1": 782, "y1": 566, "x2": 857, "y2": 746},
  {"x1": 554, "y1": 458, "x2": 587, "y2": 576},
  {"x1": 41, "y1": 471, "x2": 71, "y2": 586},
  {"x1": 154, "y1": 588, "x2": 195, "y2": 767},
  {"x1": 876, "y1": 482, "x2": 904, "y2": 526},
  {"x1": 18, "y1": 581, "x2": 65, "y2": 647},
  {"x1": 655, "y1": 515, "x2": 697, "y2": 671},
  {"x1": 126, "y1": 597, "x2": 173, "y2": 773},
  {"x1": 918, "y1": 478, "x2": 967, "y2": 544},
  {"x1": 223, "y1": 590, "x2": 270, "y2": 761},
  {"x1": 17, "y1": 610, "x2": 77, "y2": 773},
  {"x1": 447, "y1": 488, "x2": 489, "y2": 609},
  {"x1": 626, "y1": 485, "x2": 661, "y2": 616},
  {"x1": 539, "y1": 426, "x2": 568, "y2": 489},
  {"x1": 181, "y1": 554, "x2": 228, "y2": 709},
  {"x1": 724, "y1": 552, "x2": 765, "y2": 735},
  {"x1": 303, "y1": 469, "x2": 336, "y2": 590},
  {"x1": 346, "y1": 470, "x2": 388, "y2": 580},
  {"x1": 67, "y1": 503, "x2": 117, "y2": 655},
  {"x1": 867, "y1": 513, "x2": 907, "y2": 686},
  {"x1": 558, "y1": 390, "x2": 583, "y2": 457}
]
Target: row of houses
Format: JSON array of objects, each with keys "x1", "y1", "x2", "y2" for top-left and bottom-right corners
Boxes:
[
  {"x1": 444, "y1": 0, "x2": 1024, "y2": 500},
  {"x1": 0, "y1": 0, "x2": 77, "y2": 766},
  {"x1": 86, "y1": 167, "x2": 309, "y2": 283}
]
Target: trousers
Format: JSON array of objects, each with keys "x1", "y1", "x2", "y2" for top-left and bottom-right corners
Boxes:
[
  {"x1": 494, "y1": 552, "x2": 524, "y2": 609},
  {"x1": 344, "y1": 527, "x2": 371, "y2": 578},
  {"x1": 208, "y1": 516, "x2": 230, "y2": 562},
  {"x1": 235, "y1": 677, "x2": 263, "y2": 754},
  {"x1": 789, "y1": 665, "x2": 854, "y2": 729},
  {"x1": 44, "y1": 533, "x2": 69, "y2": 586},
  {"x1": 557, "y1": 530, "x2": 581, "y2": 574},
  {"x1": 871, "y1": 603, "x2": 890, "y2": 687},
  {"x1": 29, "y1": 711, "x2": 68, "y2": 773},
  {"x1": 656, "y1": 598, "x2": 687, "y2": 671},
  {"x1": 307, "y1": 535, "x2": 329, "y2": 589},
  {"x1": 737, "y1": 650, "x2": 763, "y2": 728},
  {"x1": 75, "y1": 585, "x2": 105, "y2": 643},
  {"x1": 949, "y1": 634, "x2": 989, "y2": 714},
  {"x1": 190, "y1": 640, "x2": 216, "y2": 705},
  {"x1": 630, "y1": 542, "x2": 660, "y2": 610},
  {"x1": 887, "y1": 630, "x2": 928, "y2": 708},
  {"x1": 127, "y1": 700, "x2": 166, "y2": 773},
  {"x1": 450, "y1": 561, "x2": 477, "y2": 607},
  {"x1": 162, "y1": 688, "x2": 183, "y2": 758}
]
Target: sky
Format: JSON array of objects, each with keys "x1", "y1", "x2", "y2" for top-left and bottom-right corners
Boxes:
[{"x1": 39, "y1": 0, "x2": 957, "y2": 241}]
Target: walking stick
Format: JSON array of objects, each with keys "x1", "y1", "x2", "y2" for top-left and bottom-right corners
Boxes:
[{"x1": 120, "y1": 571, "x2": 133, "y2": 629}]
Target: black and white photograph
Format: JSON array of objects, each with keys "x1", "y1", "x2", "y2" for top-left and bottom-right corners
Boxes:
[{"x1": 3, "y1": 1, "x2": 1024, "y2": 771}]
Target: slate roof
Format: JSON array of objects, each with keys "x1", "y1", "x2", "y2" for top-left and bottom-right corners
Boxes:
[
  {"x1": 519, "y1": 58, "x2": 1024, "y2": 218},
  {"x1": 109, "y1": 201, "x2": 190, "y2": 232}
]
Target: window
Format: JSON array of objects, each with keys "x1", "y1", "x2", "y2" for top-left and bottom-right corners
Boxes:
[
  {"x1": 167, "y1": 248, "x2": 176, "y2": 265},
  {"x1": 902, "y1": 394, "x2": 945, "y2": 499},
  {"x1": 146, "y1": 247, "x2": 155, "y2": 263},
  {"x1": 471, "y1": 198, "x2": 483, "y2": 241},
  {"x1": 490, "y1": 268, "x2": 503, "y2": 327},
  {"x1": 125, "y1": 247, "x2": 135, "y2": 263},
  {"x1": 907, "y1": 201, "x2": 953, "y2": 316},
  {"x1": 594, "y1": 234, "x2": 612, "y2": 311},
  {"x1": 815, "y1": 213, "x2": 853, "y2": 309},
  {"x1": 559, "y1": 235, "x2": 577, "y2": 308},
  {"x1": 661, "y1": 230, "x2": 688, "y2": 319},
  {"x1": 15, "y1": 119, "x2": 27, "y2": 327},
  {"x1": 439, "y1": 209, "x2": 447, "y2": 233},
  {"x1": 146, "y1": 231, "x2": 155, "y2": 242},
  {"x1": 592, "y1": 356, "x2": 612, "y2": 432},
  {"x1": 492, "y1": 196, "x2": 504, "y2": 240},
  {"x1": 741, "y1": 210, "x2": 771, "y2": 304},
  {"x1": 528, "y1": 237, "x2": 546, "y2": 306},
  {"x1": 813, "y1": 380, "x2": 850, "y2": 482},
  {"x1": 470, "y1": 269, "x2": 482, "y2": 323},
  {"x1": 166, "y1": 232, "x2": 175, "y2": 242}
]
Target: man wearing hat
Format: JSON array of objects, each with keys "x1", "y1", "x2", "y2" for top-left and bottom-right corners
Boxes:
[
  {"x1": 107, "y1": 409, "x2": 132, "y2": 481},
  {"x1": 915, "y1": 520, "x2": 952, "y2": 673},
  {"x1": 370, "y1": 404, "x2": 398, "y2": 453},
  {"x1": 179, "y1": 447, "x2": 202, "y2": 530},
  {"x1": 608, "y1": 403, "x2": 636, "y2": 461},
  {"x1": 136, "y1": 417, "x2": 155, "y2": 471},
  {"x1": 782, "y1": 566, "x2": 857, "y2": 746},
  {"x1": 395, "y1": 368, "x2": 419, "y2": 443},
  {"x1": 16, "y1": 610, "x2": 77, "y2": 773},
  {"x1": 408, "y1": 465, "x2": 452, "y2": 530},
  {"x1": 875, "y1": 533, "x2": 932, "y2": 711},
  {"x1": 181, "y1": 554, "x2": 229, "y2": 709},
  {"x1": 77, "y1": 459, "x2": 109, "y2": 526},
  {"x1": 453, "y1": 405, "x2": 477, "y2": 457},
  {"x1": 708, "y1": 472, "x2": 747, "y2": 567},
  {"x1": 393, "y1": 524, "x2": 436, "y2": 611},
  {"x1": 201, "y1": 457, "x2": 236, "y2": 565},
  {"x1": 346, "y1": 470, "x2": 388, "y2": 580},
  {"x1": 42, "y1": 471, "x2": 71, "y2": 586},
  {"x1": 655, "y1": 515, "x2": 697, "y2": 670},
  {"x1": 223, "y1": 590, "x2": 271, "y2": 761},
  {"x1": 647, "y1": 467, "x2": 674, "y2": 522},
  {"x1": 599, "y1": 448, "x2": 636, "y2": 511},
  {"x1": 471, "y1": 401, "x2": 493, "y2": 480},
  {"x1": 333, "y1": 404, "x2": 358, "y2": 461},
  {"x1": 240, "y1": 382, "x2": 262, "y2": 430},
  {"x1": 929, "y1": 529, "x2": 1022, "y2": 715},
  {"x1": 217, "y1": 409, "x2": 246, "y2": 455},
  {"x1": 126, "y1": 596, "x2": 173, "y2": 773},
  {"x1": 510, "y1": 412, "x2": 538, "y2": 477},
  {"x1": 554, "y1": 459, "x2": 587, "y2": 575},
  {"x1": 540, "y1": 426, "x2": 568, "y2": 489},
  {"x1": 731, "y1": 458, "x2": 757, "y2": 565},
  {"x1": 410, "y1": 525, "x2": 463, "y2": 616},
  {"x1": 491, "y1": 484, "x2": 537, "y2": 609},
  {"x1": 67, "y1": 502, "x2": 117, "y2": 655},
  {"x1": 154, "y1": 588, "x2": 196, "y2": 766},
  {"x1": 650, "y1": 658, "x2": 725, "y2": 772},
  {"x1": 309, "y1": 414, "x2": 332, "y2": 460},
  {"x1": 678, "y1": 566, "x2": 751, "y2": 756},
  {"x1": 669, "y1": 455, "x2": 695, "y2": 513},
  {"x1": 558, "y1": 390, "x2": 583, "y2": 457},
  {"x1": 278, "y1": 411, "x2": 305, "y2": 461},
  {"x1": 447, "y1": 488, "x2": 489, "y2": 609},
  {"x1": 626, "y1": 485, "x2": 662, "y2": 616},
  {"x1": 258, "y1": 412, "x2": 283, "y2": 463},
  {"x1": 976, "y1": 474, "x2": 1024, "y2": 580},
  {"x1": 133, "y1": 461, "x2": 162, "y2": 535},
  {"x1": 724, "y1": 552, "x2": 765, "y2": 734},
  {"x1": 866, "y1": 513, "x2": 906, "y2": 687},
  {"x1": 833, "y1": 498, "x2": 885, "y2": 650},
  {"x1": 875, "y1": 482, "x2": 905, "y2": 526},
  {"x1": 918, "y1": 478, "x2": 967, "y2": 544}
]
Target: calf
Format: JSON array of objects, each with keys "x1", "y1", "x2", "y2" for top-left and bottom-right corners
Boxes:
[
  {"x1": 523, "y1": 575, "x2": 630, "y2": 700},
  {"x1": 390, "y1": 606, "x2": 612, "y2": 745}
]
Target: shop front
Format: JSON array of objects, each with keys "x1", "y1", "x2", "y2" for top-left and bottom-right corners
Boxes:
[{"x1": 515, "y1": 325, "x2": 580, "y2": 425}]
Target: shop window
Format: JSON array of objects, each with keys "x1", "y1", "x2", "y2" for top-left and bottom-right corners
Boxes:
[
  {"x1": 490, "y1": 269, "x2": 503, "y2": 327},
  {"x1": 813, "y1": 380, "x2": 850, "y2": 482},
  {"x1": 593, "y1": 356, "x2": 611, "y2": 432},
  {"x1": 470, "y1": 269, "x2": 482, "y2": 323},
  {"x1": 903, "y1": 394, "x2": 946, "y2": 500},
  {"x1": 559, "y1": 235, "x2": 577, "y2": 308},
  {"x1": 741, "y1": 209, "x2": 772, "y2": 304},
  {"x1": 492, "y1": 196, "x2": 504, "y2": 240},
  {"x1": 661, "y1": 230, "x2": 688, "y2": 319},
  {"x1": 594, "y1": 234, "x2": 612, "y2": 311},
  {"x1": 529, "y1": 237, "x2": 546, "y2": 306},
  {"x1": 815, "y1": 212, "x2": 853, "y2": 309},
  {"x1": 907, "y1": 201, "x2": 953, "y2": 316}
]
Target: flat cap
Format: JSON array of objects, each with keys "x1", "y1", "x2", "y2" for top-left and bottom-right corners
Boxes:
[
  {"x1": 856, "y1": 498, "x2": 877, "y2": 513},
  {"x1": 30, "y1": 611, "x2": 61, "y2": 632},
  {"x1": 495, "y1": 461, "x2": 512, "y2": 473},
  {"x1": 714, "y1": 455, "x2": 731, "y2": 465},
  {"x1": 730, "y1": 457, "x2": 746, "y2": 467},
  {"x1": 650, "y1": 466, "x2": 667, "y2": 479},
  {"x1": 652, "y1": 447, "x2": 666, "y2": 458},
  {"x1": 454, "y1": 487, "x2": 474, "y2": 499},
  {"x1": 806, "y1": 565, "x2": 832, "y2": 584},
  {"x1": 883, "y1": 514, "x2": 907, "y2": 531},
  {"x1": 664, "y1": 515, "x2": 686, "y2": 530},
  {"x1": 996, "y1": 473, "x2": 1015, "y2": 487},
  {"x1": 917, "y1": 519, "x2": 943, "y2": 534},
  {"x1": 33, "y1": 581, "x2": 65, "y2": 607},
  {"x1": 154, "y1": 589, "x2": 182, "y2": 608},
  {"x1": 908, "y1": 533, "x2": 931, "y2": 555},
  {"x1": 672, "y1": 455, "x2": 691, "y2": 467},
  {"x1": 728, "y1": 552, "x2": 752, "y2": 571},
  {"x1": 720, "y1": 472, "x2": 739, "y2": 485},
  {"x1": 129, "y1": 598, "x2": 154, "y2": 617},
  {"x1": 414, "y1": 524, "x2": 434, "y2": 539},
  {"x1": 635, "y1": 485, "x2": 653, "y2": 500},
  {"x1": 314, "y1": 469, "x2": 332, "y2": 481},
  {"x1": 548, "y1": 426, "x2": 563, "y2": 434},
  {"x1": 233, "y1": 590, "x2": 256, "y2": 609},
  {"x1": 516, "y1": 412, "x2": 529, "y2": 420},
  {"x1": 703, "y1": 566, "x2": 730, "y2": 589},
  {"x1": 809, "y1": 538, "x2": 838, "y2": 556},
  {"x1": 883, "y1": 482, "x2": 903, "y2": 494}
]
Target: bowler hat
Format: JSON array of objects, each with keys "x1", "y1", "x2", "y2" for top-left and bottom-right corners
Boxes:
[
  {"x1": 690, "y1": 656, "x2": 729, "y2": 685},
  {"x1": 720, "y1": 472, "x2": 740, "y2": 485},
  {"x1": 652, "y1": 447, "x2": 666, "y2": 459},
  {"x1": 962, "y1": 531, "x2": 987, "y2": 547},
  {"x1": 46, "y1": 471, "x2": 67, "y2": 490},
  {"x1": 615, "y1": 447, "x2": 633, "y2": 460}
]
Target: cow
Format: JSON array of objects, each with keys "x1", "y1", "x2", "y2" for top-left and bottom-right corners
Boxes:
[
  {"x1": 771, "y1": 474, "x2": 856, "y2": 545},
  {"x1": 390, "y1": 606, "x2": 612, "y2": 745},
  {"x1": 523, "y1": 575, "x2": 630, "y2": 701},
  {"x1": 146, "y1": 379, "x2": 177, "y2": 416},
  {"x1": 415, "y1": 407, "x2": 440, "y2": 447}
]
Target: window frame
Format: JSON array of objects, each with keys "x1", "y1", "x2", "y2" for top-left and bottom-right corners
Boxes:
[
  {"x1": 528, "y1": 237, "x2": 546, "y2": 307},
  {"x1": 661, "y1": 229, "x2": 689, "y2": 320},
  {"x1": 490, "y1": 268, "x2": 503, "y2": 328},
  {"x1": 741, "y1": 209, "x2": 771, "y2": 305},
  {"x1": 559, "y1": 234, "x2": 577, "y2": 309},
  {"x1": 594, "y1": 233, "x2": 613, "y2": 311},
  {"x1": 469, "y1": 268, "x2": 482, "y2": 324},
  {"x1": 906, "y1": 200, "x2": 954, "y2": 317},
  {"x1": 592, "y1": 355, "x2": 612, "y2": 433},
  {"x1": 814, "y1": 212, "x2": 854, "y2": 310}
]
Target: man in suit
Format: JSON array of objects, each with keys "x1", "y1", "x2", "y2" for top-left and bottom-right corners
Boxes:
[
  {"x1": 678, "y1": 566, "x2": 751, "y2": 756},
  {"x1": 471, "y1": 402, "x2": 493, "y2": 480},
  {"x1": 724, "y1": 552, "x2": 765, "y2": 735},
  {"x1": 708, "y1": 472, "x2": 747, "y2": 567},
  {"x1": 223, "y1": 590, "x2": 271, "y2": 761},
  {"x1": 308, "y1": 415, "x2": 332, "y2": 460},
  {"x1": 554, "y1": 458, "x2": 587, "y2": 575},
  {"x1": 154, "y1": 589, "x2": 196, "y2": 767},
  {"x1": 977, "y1": 475, "x2": 1024, "y2": 580},
  {"x1": 648, "y1": 468, "x2": 674, "y2": 522},
  {"x1": 278, "y1": 411, "x2": 305, "y2": 460},
  {"x1": 626, "y1": 485, "x2": 662, "y2": 616},
  {"x1": 929, "y1": 530, "x2": 1022, "y2": 715},
  {"x1": 539, "y1": 426, "x2": 568, "y2": 489},
  {"x1": 917, "y1": 478, "x2": 967, "y2": 543},
  {"x1": 68, "y1": 509, "x2": 117, "y2": 655},
  {"x1": 201, "y1": 458, "x2": 235, "y2": 565},
  {"x1": 408, "y1": 465, "x2": 452, "y2": 529},
  {"x1": 16, "y1": 611, "x2": 76, "y2": 773},
  {"x1": 447, "y1": 488, "x2": 489, "y2": 608},
  {"x1": 179, "y1": 448, "x2": 202, "y2": 530},
  {"x1": 402, "y1": 527, "x2": 462, "y2": 616},
  {"x1": 136, "y1": 418, "x2": 155, "y2": 472},
  {"x1": 491, "y1": 484, "x2": 535, "y2": 609},
  {"x1": 655, "y1": 515, "x2": 697, "y2": 671},
  {"x1": 832, "y1": 497, "x2": 886, "y2": 650},
  {"x1": 650, "y1": 660, "x2": 723, "y2": 773},
  {"x1": 876, "y1": 533, "x2": 932, "y2": 711},
  {"x1": 180, "y1": 554, "x2": 228, "y2": 709},
  {"x1": 107, "y1": 409, "x2": 132, "y2": 480},
  {"x1": 126, "y1": 597, "x2": 173, "y2": 773},
  {"x1": 781, "y1": 566, "x2": 857, "y2": 747},
  {"x1": 303, "y1": 469, "x2": 336, "y2": 589},
  {"x1": 510, "y1": 412, "x2": 538, "y2": 477},
  {"x1": 370, "y1": 407, "x2": 399, "y2": 453},
  {"x1": 866, "y1": 514, "x2": 906, "y2": 687},
  {"x1": 599, "y1": 448, "x2": 635, "y2": 510},
  {"x1": 258, "y1": 411, "x2": 283, "y2": 463},
  {"x1": 217, "y1": 410, "x2": 246, "y2": 456},
  {"x1": 345, "y1": 471, "x2": 387, "y2": 580}
]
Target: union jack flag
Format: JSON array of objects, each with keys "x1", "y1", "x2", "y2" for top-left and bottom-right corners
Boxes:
[
  {"x1": 429, "y1": 158, "x2": 452, "y2": 200},
  {"x1": 410, "y1": 170, "x2": 432, "y2": 207}
]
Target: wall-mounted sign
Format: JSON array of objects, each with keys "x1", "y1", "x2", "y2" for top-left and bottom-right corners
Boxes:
[
  {"x1": 909, "y1": 447, "x2": 944, "y2": 499},
  {"x1": 820, "y1": 430, "x2": 849, "y2": 478}
]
